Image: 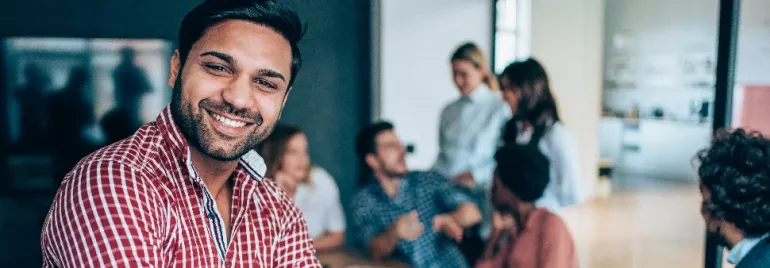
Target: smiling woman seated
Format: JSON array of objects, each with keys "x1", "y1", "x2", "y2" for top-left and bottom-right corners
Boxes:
[{"x1": 259, "y1": 124, "x2": 346, "y2": 252}]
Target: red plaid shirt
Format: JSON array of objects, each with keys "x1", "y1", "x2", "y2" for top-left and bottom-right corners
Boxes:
[{"x1": 41, "y1": 107, "x2": 321, "y2": 268}]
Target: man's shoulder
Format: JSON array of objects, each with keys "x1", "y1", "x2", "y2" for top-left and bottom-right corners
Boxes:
[
  {"x1": 51, "y1": 124, "x2": 171, "y2": 220},
  {"x1": 407, "y1": 170, "x2": 448, "y2": 184},
  {"x1": 80, "y1": 123, "x2": 164, "y2": 171},
  {"x1": 350, "y1": 184, "x2": 381, "y2": 207},
  {"x1": 255, "y1": 178, "x2": 306, "y2": 219},
  {"x1": 63, "y1": 123, "x2": 169, "y2": 188},
  {"x1": 738, "y1": 238, "x2": 770, "y2": 268}
]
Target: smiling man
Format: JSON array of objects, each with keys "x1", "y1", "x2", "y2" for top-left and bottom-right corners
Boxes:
[{"x1": 40, "y1": 0, "x2": 321, "y2": 267}]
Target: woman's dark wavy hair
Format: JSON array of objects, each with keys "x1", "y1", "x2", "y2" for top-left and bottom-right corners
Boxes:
[
  {"x1": 697, "y1": 128, "x2": 770, "y2": 237},
  {"x1": 499, "y1": 58, "x2": 560, "y2": 144}
]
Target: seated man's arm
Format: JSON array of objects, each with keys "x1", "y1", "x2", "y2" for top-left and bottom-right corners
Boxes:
[
  {"x1": 368, "y1": 227, "x2": 400, "y2": 261},
  {"x1": 448, "y1": 203, "x2": 482, "y2": 228},
  {"x1": 432, "y1": 172, "x2": 482, "y2": 227},
  {"x1": 351, "y1": 195, "x2": 420, "y2": 261},
  {"x1": 41, "y1": 161, "x2": 165, "y2": 267}
]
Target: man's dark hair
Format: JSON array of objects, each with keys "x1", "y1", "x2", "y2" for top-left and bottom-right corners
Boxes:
[
  {"x1": 355, "y1": 121, "x2": 394, "y2": 185},
  {"x1": 178, "y1": 0, "x2": 305, "y2": 87},
  {"x1": 355, "y1": 121, "x2": 395, "y2": 161},
  {"x1": 494, "y1": 144, "x2": 550, "y2": 202},
  {"x1": 697, "y1": 128, "x2": 770, "y2": 237}
]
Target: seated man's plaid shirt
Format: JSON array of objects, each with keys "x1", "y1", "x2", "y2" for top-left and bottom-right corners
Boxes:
[
  {"x1": 40, "y1": 107, "x2": 321, "y2": 268},
  {"x1": 351, "y1": 171, "x2": 474, "y2": 268}
]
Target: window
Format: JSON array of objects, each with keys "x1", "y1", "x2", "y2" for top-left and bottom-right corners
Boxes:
[{"x1": 493, "y1": 0, "x2": 530, "y2": 73}]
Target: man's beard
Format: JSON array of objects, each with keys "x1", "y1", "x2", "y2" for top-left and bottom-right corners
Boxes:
[
  {"x1": 170, "y1": 76, "x2": 276, "y2": 161},
  {"x1": 709, "y1": 226, "x2": 733, "y2": 249},
  {"x1": 378, "y1": 159, "x2": 407, "y2": 178}
]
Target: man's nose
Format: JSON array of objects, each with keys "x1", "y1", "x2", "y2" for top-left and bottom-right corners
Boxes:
[{"x1": 221, "y1": 76, "x2": 255, "y2": 111}]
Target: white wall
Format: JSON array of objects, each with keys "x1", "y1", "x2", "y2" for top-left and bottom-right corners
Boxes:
[
  {"x1": 530, "y1": 0, "x2": 605, "y2": 198},
  {"x1": 736, "y1": 0, "x2": 770, "y2": 85},
  {"x1": 378, "y1": 0, "x2": 493, "y2": 169}
]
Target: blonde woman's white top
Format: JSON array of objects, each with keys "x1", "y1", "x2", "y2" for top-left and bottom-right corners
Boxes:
[
  {"x1": 433, "y1": 85, "x2": 511, "y2": 188},
  {"x1": 293, "y1": 167, "x2": 346, "y2": 239}
]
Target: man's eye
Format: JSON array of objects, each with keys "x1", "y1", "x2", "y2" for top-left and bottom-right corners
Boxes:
[
  {"x1": 255, "y1": 79, "x2": 277, "y2": 90},
  {"x1": 205, "y1": 64, "x2": 226, "y2": 72}
]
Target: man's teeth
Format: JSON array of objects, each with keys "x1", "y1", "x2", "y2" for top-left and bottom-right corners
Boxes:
[{"x1": 212, "y1": 113, "x2": 247, "y2": 128}]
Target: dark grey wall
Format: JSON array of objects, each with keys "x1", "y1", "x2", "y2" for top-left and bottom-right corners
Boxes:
[
  {"x1": 0, "y1": 0, "x2": 371, "y2": 202},
  {"x1": 280, "y1": 0, "x2": 371, "y2": 206}
]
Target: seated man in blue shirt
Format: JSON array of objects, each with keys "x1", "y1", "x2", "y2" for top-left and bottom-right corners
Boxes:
[
  {"x1": 351, "y1": 121, "x2": 482, "y2": 267},
  {"x1": 697, "y1": 129, "x2": 770, "y2": 268}
]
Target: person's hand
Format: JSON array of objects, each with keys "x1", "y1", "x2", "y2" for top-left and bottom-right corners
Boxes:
[
  {"x1": 432, "y1": 214, "x2": 463, "y2": 243},
  {"x1": 391, "y1": 210, "x2": 423, "y2": 241},
  {"x1": 492, "y1": 211, "x2": 515, "y2": 234},
  {"x1": 274, "y1": 171, "x2": 298, "y2": 197},
  {"x1": 453, "y1": 171, "x2": 475, "y2": 189}
]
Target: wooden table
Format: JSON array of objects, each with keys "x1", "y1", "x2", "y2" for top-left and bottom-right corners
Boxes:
[{"x1": 317, "y1": 249, "x2": 410, "y2": 268}]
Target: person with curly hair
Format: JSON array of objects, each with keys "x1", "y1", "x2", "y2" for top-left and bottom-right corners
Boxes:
[
  {"x1": 475, "y1": 144, "x2": 577, "y2": 268},
  {"x1": 697, "y1": 129, "x2": 770, "y2": 267}
]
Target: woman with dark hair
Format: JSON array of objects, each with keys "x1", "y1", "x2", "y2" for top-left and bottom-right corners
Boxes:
[
  {"x1": 258, "y1": 125, "x2": 346, "y2": 252},
  {"x1": 476, "y1": 144, "x2": 578, "y2": 268},
  {"x1": 498, "y1": 58, "x2": 582, "y2": 213}
]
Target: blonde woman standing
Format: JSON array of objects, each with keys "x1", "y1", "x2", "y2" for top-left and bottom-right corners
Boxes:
[{"x1": 434, "y1": 42, "x2": 511, "y2": 264}]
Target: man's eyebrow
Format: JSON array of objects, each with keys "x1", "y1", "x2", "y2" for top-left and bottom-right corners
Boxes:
[
  {"x1": 258, "y1": 69, "x2": 286, "y2": 82},
  {"x1": 200, "y1": 51, "x2": 234, "y2": 65}
]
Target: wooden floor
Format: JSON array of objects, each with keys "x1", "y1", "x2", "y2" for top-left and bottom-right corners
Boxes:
[{"x1": 561, "y1": 180, "x2": 734, "y2": 268}]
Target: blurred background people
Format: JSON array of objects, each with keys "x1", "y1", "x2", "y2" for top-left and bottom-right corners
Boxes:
[
  {"x1": 99, "y1": 47, "x2": 154, "y2": 145},
  {"x1": 14, "y1": 64, "x2": 49, "y2": 152},
  {"x1": 476, "y1": 141, "x2": 578, "y2": 268},
  {"x1": 498, "y1": 58, "x2": 582, "y2": 214},
  {"x1": 433, "y1": 42, "x2": 511, "y2": 263},
  {"x1": 100, "y1": 108, "x2": 142, "y2": 144},
  {"x1": 697, "y1": 129, "x2": 770, "y2": 267},
  {"x1": 352, "y1": 121, "x2": 482, "y2": 267},
  {"x1": 113, "y1": 47, "x2": 152, "y2": 130},
  {"x1": 47, "y1": 67, "x2": 98, "y2": 185},
  {"x1": 259, "y1": 124, "x2": 346, "y2": 252}
]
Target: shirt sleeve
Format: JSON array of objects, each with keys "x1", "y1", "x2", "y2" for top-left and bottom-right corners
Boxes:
[
  {"x1": 274, "y1": 206, "x2": 322, "y2": 268},
  {"x1": 41, "y1": 160, "x2": 165, "y2": 268},
  {"x1": 467, "y1": 104, "x2": 511, "y2": 187},
  {"x1": 429, "y1": 172, "x2": 474, "y2": 211},
  {"x1": 547, "y1": 125, "x2": 583, "y2": 207}
]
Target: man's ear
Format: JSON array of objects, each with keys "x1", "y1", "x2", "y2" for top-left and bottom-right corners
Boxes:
[
  {"x1": 365, "y1": 153, "x2": 379, "y2": 171},
  {"x1": 168, "y1": 49, "x2": 182, "y2": 88}
]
